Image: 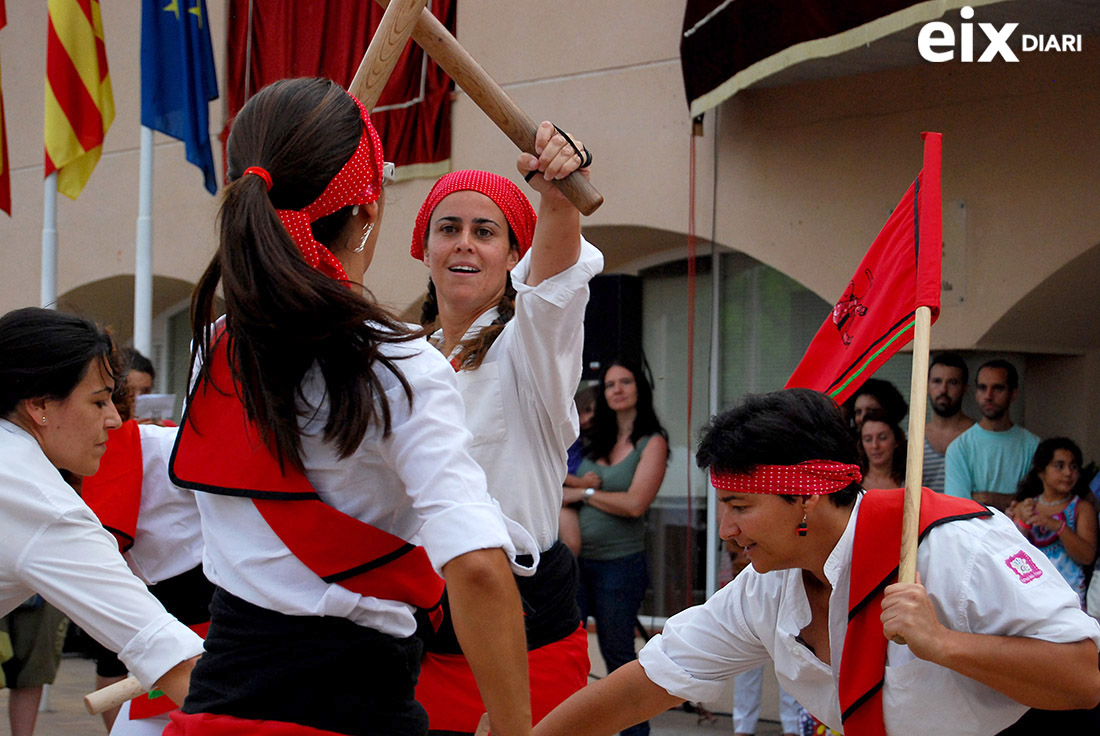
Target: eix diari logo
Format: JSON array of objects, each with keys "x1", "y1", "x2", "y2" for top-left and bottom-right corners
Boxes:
[{"x1": 918, "y1": 6, "x2": 1083, "y2": 62}]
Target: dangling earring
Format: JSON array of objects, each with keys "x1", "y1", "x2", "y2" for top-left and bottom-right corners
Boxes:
[
  {"x1": 796, "y1": 513, "x2": 808, "y2": 537},
  {"x1": 354, "y1": 222, "x2": 374, "y2": 253}
]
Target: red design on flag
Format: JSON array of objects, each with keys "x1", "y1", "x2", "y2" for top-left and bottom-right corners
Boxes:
[{"x1": 786, "y1": 133, "x2": 942, "y2": 404}]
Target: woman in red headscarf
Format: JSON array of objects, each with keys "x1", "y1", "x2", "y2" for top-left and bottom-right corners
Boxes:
[
  {"x1": 162, "y1": 78, "x2": 534, "y2": 736},
  {"x1": 411, "y1": 124, "x2": 603, "y2": 734}
]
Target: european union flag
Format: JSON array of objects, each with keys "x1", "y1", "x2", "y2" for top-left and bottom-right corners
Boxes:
[{"x1": 141, "y1": 0, "x2": 219, "y2": 194}]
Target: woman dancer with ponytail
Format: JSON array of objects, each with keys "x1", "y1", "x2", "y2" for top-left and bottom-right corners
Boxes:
[
  {"x1": 164, "y1": 78, "x2": 534, "y2": 736},
  {"x1": 412, "y1": 126, "x2": 603, "y2": 734}
]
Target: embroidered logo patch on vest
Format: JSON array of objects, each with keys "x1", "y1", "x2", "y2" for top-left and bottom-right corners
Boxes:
[{"x1": 1005, "y1": 550, "x2": 1043, "y2": 583}]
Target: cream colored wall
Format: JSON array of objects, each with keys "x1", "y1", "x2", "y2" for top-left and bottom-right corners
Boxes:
[
  {"x1": 712, "y1": 46, "x2": 1100, "y2": 351},
  {"x1": 0, "y1": 3, "x2": 226, "y2": 319}
]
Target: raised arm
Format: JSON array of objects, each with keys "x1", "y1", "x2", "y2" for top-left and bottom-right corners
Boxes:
[
  {"x1": 575, "y1": 436, "x2": 668, "y2": 519},
  {"x1": 519, "y1": 121, "x2": 589, "y2": 286}
]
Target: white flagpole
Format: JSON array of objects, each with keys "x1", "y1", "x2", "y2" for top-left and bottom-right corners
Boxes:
[
  {"x1": 133, "y1": 126, "x2": 155, "y2": 356},
  {"x1": 41, "y1": 173, "x2": 59, "y2": 309}
]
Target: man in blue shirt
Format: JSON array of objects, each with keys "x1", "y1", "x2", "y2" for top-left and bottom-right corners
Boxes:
[{"x1": 945, "y1": 359, "x2": 1039, "y2": 510}]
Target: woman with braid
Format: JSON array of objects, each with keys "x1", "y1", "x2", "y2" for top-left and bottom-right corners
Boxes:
[
  {"x1": 412, "y1": 127, "x2": 603, "y2": 734},
  {"x1": 163, "y1": 78, "x2": 534, "y2": 736}
]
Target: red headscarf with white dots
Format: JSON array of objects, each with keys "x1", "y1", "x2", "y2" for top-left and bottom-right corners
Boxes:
[
  {"x1": 410, "y1": 170, "x2": 536, "y2": 261},
  {"x1": 273, "y1": 92, "x2": 384, "y2": 282},
  {"x1": 711, "y1": 460, "x2": 862, "y2": 495}
]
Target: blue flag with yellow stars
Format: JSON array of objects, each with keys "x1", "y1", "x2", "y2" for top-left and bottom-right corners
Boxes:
[{"x1": 141, "y1": 0, "x2": 219, "y2": 193}]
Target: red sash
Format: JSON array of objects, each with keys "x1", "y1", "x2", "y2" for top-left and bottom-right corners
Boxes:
[
  {"x1": 838, "y1": 487, "x2": 990, "y2": 736},
  {"x1": 82, "y1": 420, "x2": 144, "y2": 552},
  {"x1": 169, "y1": 334, "x2": 445, "y2": 618}
]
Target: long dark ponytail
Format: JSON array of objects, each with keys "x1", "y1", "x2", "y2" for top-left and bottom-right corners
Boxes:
[{"x1": 190, "y1": 78, "x2": 415, "y2": 472}]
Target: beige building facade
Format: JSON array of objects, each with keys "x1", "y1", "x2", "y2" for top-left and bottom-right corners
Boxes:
[{"x1": 2, "y1": 4, "x2": 1099, "y2": 498}]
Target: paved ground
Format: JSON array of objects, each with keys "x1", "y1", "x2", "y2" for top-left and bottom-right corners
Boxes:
[{"x1": 3, "y1": 654, "x2": 785, "y2": 736}]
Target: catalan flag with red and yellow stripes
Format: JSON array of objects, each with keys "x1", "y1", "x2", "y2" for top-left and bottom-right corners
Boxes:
[
  {"x1": 1, "y1": 0, "x2": 12, "y2": 215},
  {"x1": 44, "y1": 0, "x2": 114, "y2": 200}
]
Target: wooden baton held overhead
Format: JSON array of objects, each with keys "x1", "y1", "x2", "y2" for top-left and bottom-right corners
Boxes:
[
  {"x1": 349, "y1": 0, "x2": 429, "y2": 111},
  {"x1": 373, "y1": 0, "x2": 604, "y2": 215}
]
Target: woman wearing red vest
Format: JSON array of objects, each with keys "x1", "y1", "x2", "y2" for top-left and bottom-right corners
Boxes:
[
  {"x1": 410, "y1": 130, "x2": 602, "y2": 734},
  {"x1": 164, "y1": 78, "x2": 533, "y2": 736},
  {"x1": 534, "y1": 389, "x2": 1100, "y2": 736}
]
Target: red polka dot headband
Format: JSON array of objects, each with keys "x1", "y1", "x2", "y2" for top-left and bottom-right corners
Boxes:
[
  {"x1": 245, "y1": 92, "x2": 384, "y2": 282},
  {"x1": 711, "y1": 460, "x2": 862, "y2": 495},
  {"x1": 410, "y1": 170, "x2": 536, "y2": 261}
]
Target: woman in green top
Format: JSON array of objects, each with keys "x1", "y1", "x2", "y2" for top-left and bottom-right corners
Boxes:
[{"x1": 566, "y1": 359, "x2": 668, "y2": 736}]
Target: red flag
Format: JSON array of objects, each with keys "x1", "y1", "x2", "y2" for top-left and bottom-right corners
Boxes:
[
  {"x1": 786, "y1": 132, "x2": 942, "y2": 404},
  {"x1": 0, "y1": 0, "x2": 11, "y2": 215}
]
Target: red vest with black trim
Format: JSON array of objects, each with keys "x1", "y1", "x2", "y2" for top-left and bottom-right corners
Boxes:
[
  {"x1": 168, "y1": 333, "x2": 445, "y2": 619},
  {"x1": 838, "y1": 487, "x2": 991, "y2": 736},
  {"x1": 82, "y1": 419, "x2": 144, "y2": 553}
]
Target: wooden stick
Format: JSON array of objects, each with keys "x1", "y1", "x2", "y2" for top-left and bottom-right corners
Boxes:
[
  {"x1": 84, "y1": 675, "x2": 145, "y2": 715},
  {"x1": 349, "y1": 0, "x2": 429, "y2": 111},
  {"x1": 474, "y1": 713, "x2": 491, "y2": 736},
  {"x1": 900, "y1": 305, "x2": 933, "y2": 584},
  {"x1": 373, "y1": 0, "x2": 604, "y2": 215}
]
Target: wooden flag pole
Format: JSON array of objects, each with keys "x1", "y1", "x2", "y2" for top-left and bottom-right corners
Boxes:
[
  {"x1": 349, "y1": 0, "x2": 428, "y2": 110},
  {"x1": 373, "y1": 0, "x2": 604, "y2": 215},
  {"x1": 84, "y1": 676, "x2": 147, "y2": 715},
  {"x1": 900, "y1": 305, "x2": 933, "y2": 585}
]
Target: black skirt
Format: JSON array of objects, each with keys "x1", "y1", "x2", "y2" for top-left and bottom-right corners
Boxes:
[
  {"x1": 182, "y1": 587, "x2": 428, "y2": 736},
  {"x1": 417, "y1": 539, "x2": 582, "y2": 654}
]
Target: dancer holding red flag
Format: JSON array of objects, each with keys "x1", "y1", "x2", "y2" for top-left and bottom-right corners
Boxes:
[
  {"x1": 533, "y1": 389, "x2": 1100, "y2": 736},
  {"x1": 164, "y1": 78, "x2": 534, "y2": 736}
]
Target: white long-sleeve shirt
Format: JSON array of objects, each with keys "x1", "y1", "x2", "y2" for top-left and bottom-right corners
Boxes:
[
  {"x1": 0, "y1": 419, "x2": 204, "y2": 688},
  {"x1": 125, "y1": 423, "x2": 204, "y2": 586},
  {"x1": 441, "y1": 238, "x2": 604, "y2": 551},
  {"x1": 639, "y1": 494, "x2": 1100, "y2": 735},
  {"x1": 193, "y1": 335, "x2": 537, "y2": 638}
]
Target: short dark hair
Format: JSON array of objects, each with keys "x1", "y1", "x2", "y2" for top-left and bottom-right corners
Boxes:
[
  {"x1": 697, "y1": 389, "x2": 860, "y2": 506},
  {"x1": 976, "y1": 359, "x2": 1018, "y2": 391},
  {"x1": 0, "y1": 307, "x2": 120, "y2": 417},
  {"x1": 122, "y1": 347, "x2": 155, "y2": 382},
  {"x1": 929, "y1": 351, "x2": 968, "y2": 385}
]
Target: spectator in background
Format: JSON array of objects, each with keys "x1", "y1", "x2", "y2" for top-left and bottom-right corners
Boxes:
[
  {"x1": 1007, "y1": 438, "x2": 1097, "y2": 606},
  {"x1": 923, "y1": 353, "x2": 974, "y2": 493},
  {"x1": 1, "y1": 595, "x2": 69, "y2": 736},
  {"x1": 569, "y1": 359, "x2": 668, "y2": 736},
  {"x1": 845, "y1": 378, "x2": 908, "y2": 429},
  {"x1": 945, "y1": 359, "x2": 1039, "y2": 511},
  {"x1": 857, "y1": 413, "x2": 907, "y2": 490},
  {"x1": 121, "y1": 348, "x2": 155, "y2": 397},
  {"x1": 560, "y1": 386, "x2": 599, "y2": 556}
]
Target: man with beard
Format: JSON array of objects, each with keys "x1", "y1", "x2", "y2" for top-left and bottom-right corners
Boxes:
[
  {"x1": 922, "y1": 353, "x2": 974, "y2": 492},
  {"x1": 945, "y1": 359, "x2": 1039, "y2": 510}
]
